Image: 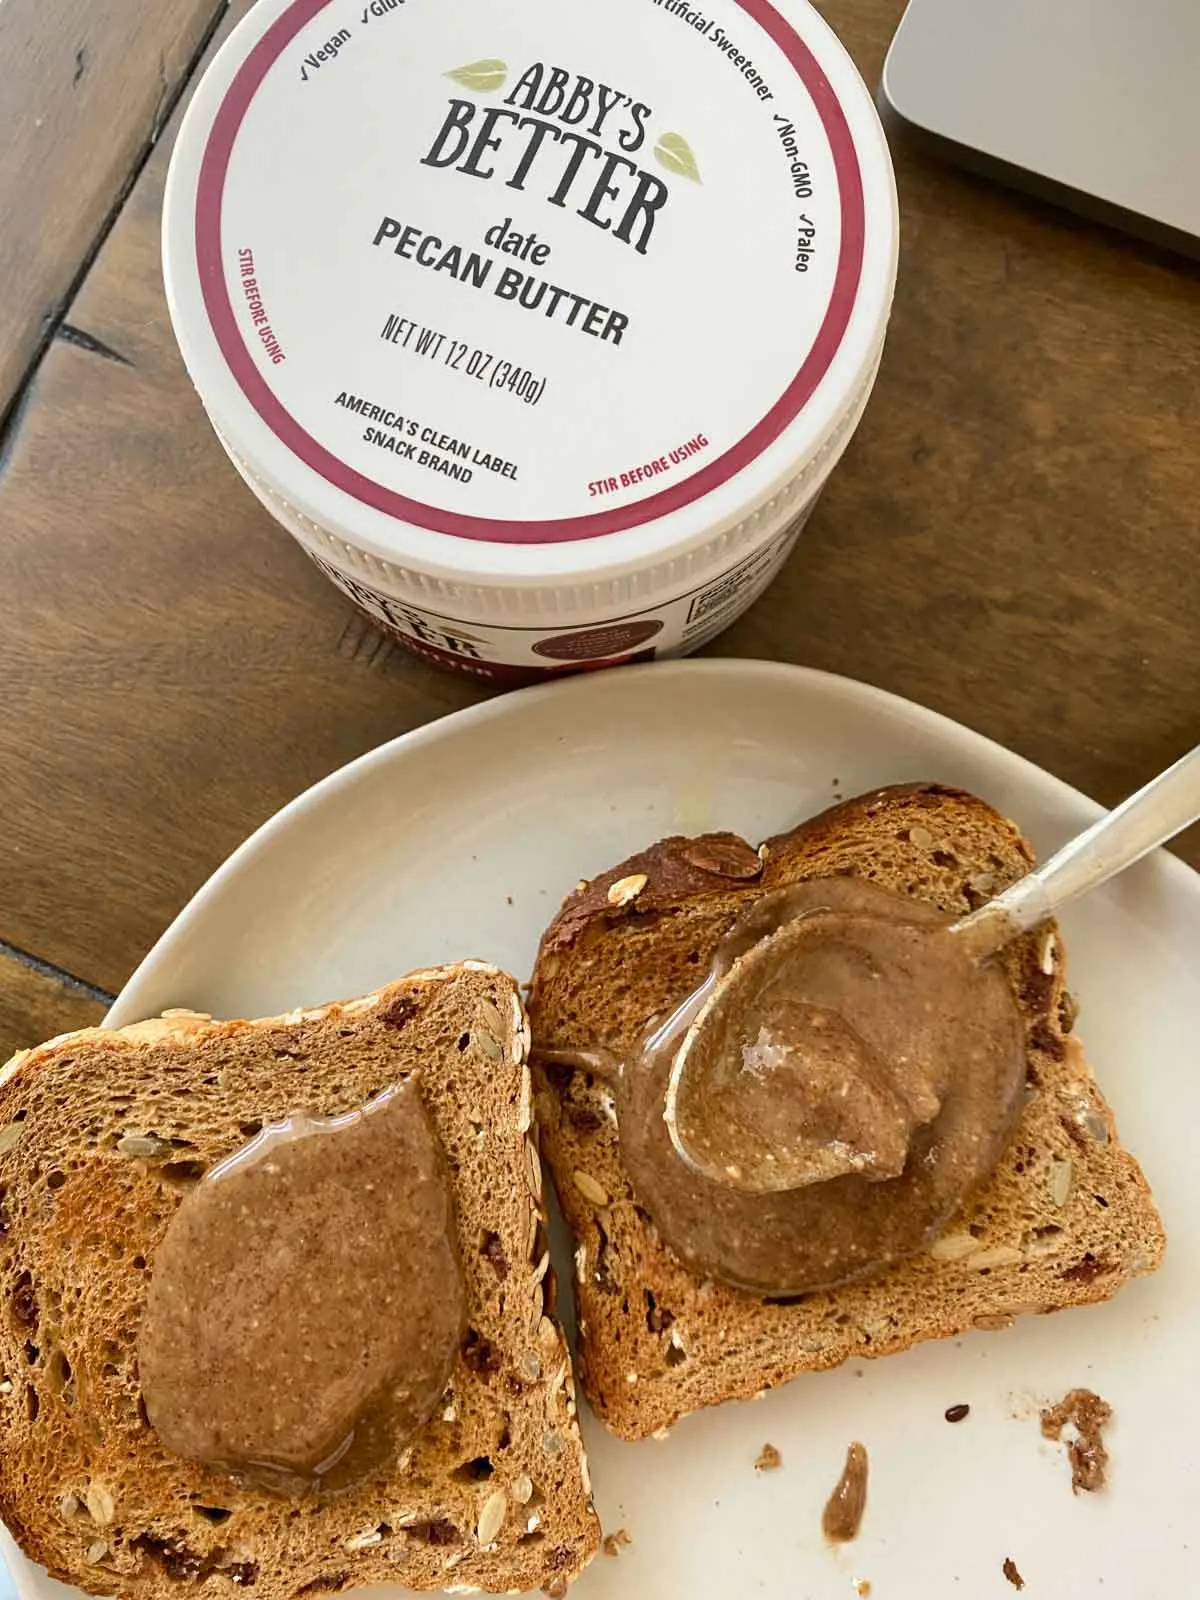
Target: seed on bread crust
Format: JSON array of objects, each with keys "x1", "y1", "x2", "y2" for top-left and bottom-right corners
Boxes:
[
  {"x1": 1049, "y1": 1160, "x2": 1074, "y2": 1206},
  {"x1": 679, "y1": 837, "x2": 763, "y2": 879},
  {"x1": 476, "y1": 1029, "x2": 504, "y2": 1061},
  {"x1": 116, "y1": 1133, "x2": 173, "y2": 1159},
  {"x1": 516, "y1": 1066, "x2": 533, "y2": 1134},
  {"x1": 965, "y1": 1245, "x2": 1023, "y2": 1270},
  {"x1": 928, "y1": 1231, "x2": 978, "y2": 1262},
  {"x1": 525, "y1": 1139, "x2": 543, "y2": 1201},
  {"x1": 475, "y1": 1489, "x2": 507, "y2": 1547},
  {"x1": 607, "y1": 874, "x2": 648, "y2": 908},
  {"x1": 478, "y1": 999, "x2": 505, "y2": 1038},
  {"x1": 572, "y1": 1171, "x2": 608, "y2": 1206},
  {"x1": 547, "y1": 1363, "x2": 568, "y2": 1406},
  {"x1": 84, "y1": 1484, "x2": 114, "y2": 1526},
  {"x1": 1076, "y1": 1106, "x2": 1109, "y2": 1144},
  {"x1": 343, "y1": 1529, "x2": 383, "y2": 1552}
]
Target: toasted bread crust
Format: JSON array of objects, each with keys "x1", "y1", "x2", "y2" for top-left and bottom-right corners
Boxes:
[
  {"x1": 0, "y1": 967, "x2": 599, "y2": 1597},
  {"x1": 529, "y1": 785, "x2": 1165, "y2": 1440}
]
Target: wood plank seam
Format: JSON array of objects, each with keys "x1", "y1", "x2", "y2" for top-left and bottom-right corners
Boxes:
[
  {"x1": 0, "y1": 0, "x2": 231, "y2": 441},
  {"x1": 56, "y1": 324, "x2": 134, "y2": 368},
  {"x1": 0, "y1": 327, "x2": 135, "y2": 481},
  {"x1": 0, "y1": 937, "x2": 115, "y2": 1009},
  {"x1": 0, "y1": 382, "x2": 36, "y2": 483}
]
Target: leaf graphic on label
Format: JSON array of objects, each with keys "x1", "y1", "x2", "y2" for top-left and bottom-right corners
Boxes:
[
  {"x1": 445, "y1": 59, "x2": 507, "y2": 93},
  {"x1": 654, "y1": 131, "x2": 702, "y2": 183}
]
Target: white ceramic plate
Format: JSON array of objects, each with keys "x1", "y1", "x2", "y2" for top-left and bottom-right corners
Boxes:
[{"x1": 7, "y1": 661, "x2": 1198, "y2": 1600}]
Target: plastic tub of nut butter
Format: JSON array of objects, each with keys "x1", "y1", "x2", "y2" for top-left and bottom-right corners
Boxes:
[{"x1": 163, "y1": 0, "x2": 898, "y2": 685}]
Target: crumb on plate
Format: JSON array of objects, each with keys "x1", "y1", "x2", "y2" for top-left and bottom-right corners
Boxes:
[{"x1": 1040, "y1": 1388, "x2": 1111, "y2": 1493}]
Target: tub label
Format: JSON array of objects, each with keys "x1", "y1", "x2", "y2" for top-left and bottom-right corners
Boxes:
[
  {"x1": 307, "y1": 502, "x2": 815, "y2": 683},
  {"x1": 187, "y1": 0, "x2": 869, "y2": 543}
]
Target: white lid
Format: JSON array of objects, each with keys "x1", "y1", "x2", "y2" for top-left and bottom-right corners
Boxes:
[{"x1": 164, "y1": 0, "x2": 897, "y2": 584}]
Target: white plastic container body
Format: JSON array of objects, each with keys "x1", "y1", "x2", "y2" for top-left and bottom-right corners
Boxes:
[{"x1": 164, "y1": 0, "x2": 898, "y2": 684}]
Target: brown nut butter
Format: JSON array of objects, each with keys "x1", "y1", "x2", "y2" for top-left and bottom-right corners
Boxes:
[
  {"x1": 614, "y1": 879, "x2": 1026, "y2": 1295},
  {"x1": 139, "y1": 1080, "x2": 465, "y2": 1494},
  {"x1": 822, "y1": 1441, "x2": 869, "y2": 1543}
]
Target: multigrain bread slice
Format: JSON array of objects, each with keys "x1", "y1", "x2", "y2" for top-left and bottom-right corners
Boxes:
[
  {"x1": 528, "y1": 784, "x2": 1166, "y2": 1441},
  {"x1": 0, "y1": 963, "x2": 600, "y2": 1598}
]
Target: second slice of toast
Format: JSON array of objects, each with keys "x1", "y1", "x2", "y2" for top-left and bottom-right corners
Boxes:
[
  {"x1": 528, "y1": 785, "x2": 1166, "y2": 1440},
  {"x1": 0, "y1": 964, "x2": 599, "y2": 1597}
]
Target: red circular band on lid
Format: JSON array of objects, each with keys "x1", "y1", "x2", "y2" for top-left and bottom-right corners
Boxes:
[{"x1": 195, "y1": 0, "x2": 867, "y2": 544}]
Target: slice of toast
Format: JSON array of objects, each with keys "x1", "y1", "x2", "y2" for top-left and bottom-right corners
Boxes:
[
  {"x1": 529, "y1": 785, "x2": 1166, "y2": 1441},
  {"x1": 0, "y1": 963, "x2": 600, "y2": 1598}
]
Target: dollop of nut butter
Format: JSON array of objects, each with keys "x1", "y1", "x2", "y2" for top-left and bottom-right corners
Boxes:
[
  {"x1": 822, "y1": 1441, "x2": 869, "y2": 1543},
  {"x1": 139, "y1": 1081, "x2": 465, "y2": 1495},
  {"x1": 668, "y1": 912, "x2": 949, "y2": 1191},
  {"x1": 616, "y1": 879, "x2": 1026, "y2": 1295}
]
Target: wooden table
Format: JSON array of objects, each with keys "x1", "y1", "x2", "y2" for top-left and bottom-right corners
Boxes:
[{"x1": 1, "y1": 0, "x2": 1197, "y2": 1062}]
